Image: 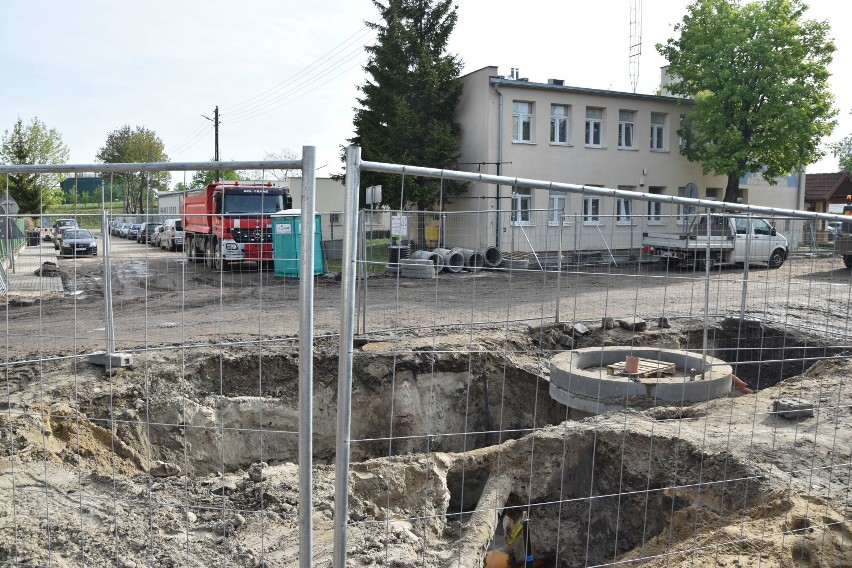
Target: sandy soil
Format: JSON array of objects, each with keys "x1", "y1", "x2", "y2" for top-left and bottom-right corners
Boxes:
[{"x1": 1, "y1": 249, "x2": 851, "y2": 566}]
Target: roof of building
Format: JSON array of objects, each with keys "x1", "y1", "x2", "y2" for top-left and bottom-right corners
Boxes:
[
  {"x1": 804, "y1": 172, "x2": 852, "y2": 202},
  {"x1": 487, "y1": 76, "x2": 689, "y2": 105}
]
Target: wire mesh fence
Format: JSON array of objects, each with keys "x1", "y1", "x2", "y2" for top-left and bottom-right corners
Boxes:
[{"x1": 1, "y1": 150, "x2": 851, "y2": 567}]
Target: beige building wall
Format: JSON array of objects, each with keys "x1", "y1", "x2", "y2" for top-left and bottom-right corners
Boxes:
[
  {"x1": 453, "y1": 66, "x2": 799, "y2": 254},
  {"x1": 287, "y1": 176, "x2": 391, "y2": 240}
]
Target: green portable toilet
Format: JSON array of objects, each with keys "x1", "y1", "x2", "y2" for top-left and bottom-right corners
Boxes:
[{"x1": 271, "y1": 209, "x2": 324, "y2": 277}]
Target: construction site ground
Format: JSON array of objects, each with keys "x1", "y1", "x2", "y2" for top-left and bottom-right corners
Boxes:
[{"x1": 2, "y1": 246, "x2": 851, "y2": 567}]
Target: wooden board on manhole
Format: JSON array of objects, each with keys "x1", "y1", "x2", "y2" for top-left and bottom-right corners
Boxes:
[{"x1": 607, "y1": 357, "x2": 676, "y2": 378}]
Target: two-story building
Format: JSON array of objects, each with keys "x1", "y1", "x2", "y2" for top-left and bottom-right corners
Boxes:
[{"x1": 449, "y1": 66, "x2": 803, "y2": 255}]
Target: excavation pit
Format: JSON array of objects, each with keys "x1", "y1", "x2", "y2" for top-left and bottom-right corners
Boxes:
[{"x1": 549, "y1": 346, "x2": 733, "y2": 416}]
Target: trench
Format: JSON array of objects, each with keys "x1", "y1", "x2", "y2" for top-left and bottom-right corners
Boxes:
[
  {"x1": 68, "y1": 319, "x2": 844, "y2": 566},
  {"x1": 112, "y1": 341, "x2": 565, "y2": 476}
]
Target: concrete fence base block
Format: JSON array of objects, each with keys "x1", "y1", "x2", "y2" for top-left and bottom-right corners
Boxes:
[
  {"x1": 773, "y1": 398, "x2": 814, "y2": 419},
  {"x1": 88, "y1": 351, "x2": 133, "y2": 369}
]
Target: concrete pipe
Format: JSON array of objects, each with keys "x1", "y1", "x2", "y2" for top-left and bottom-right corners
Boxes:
[
  {"x1": 433, "y1": 248, "x2": 465, "y2": 273},
  {"x1": 452, "y1": 247, "x2": 485, "y2": 273},
  {"x1": 399, "y1": 258, "x2": 438, "y2": 279},
  {"x1": 410, "y1": 250, "x2": 445, "y2": 272},
  {"x1": 480, "y1": 246, "x2": 503, "y2": 268}
]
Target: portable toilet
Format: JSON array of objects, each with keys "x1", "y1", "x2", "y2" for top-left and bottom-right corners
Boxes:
[{"x1": 271, "y1": 209, "x2": 324, "y2": 277}]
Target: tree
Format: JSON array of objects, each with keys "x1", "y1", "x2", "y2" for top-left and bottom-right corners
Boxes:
[
  {"x1": 658, "y1": 0, "x2": 836, "y2": 202},
  {"x1": 96, "y1": 126, "x2": 170, "y2": 213},
  {"x1": 0, "y1": 117, "x2": 69, "y2": 214},
  {"x1": 262, "y1": 148, "x2": 299, "y2": 183},
  {"x1": 350, "y1": 0, "x2": 464, "y2": 218},
  {"x1": 187, "y1": 169, "x2": 240, "y2": 189},
  {"x1": 831, "y1": 132, "x2": 852, "y2": 172}
]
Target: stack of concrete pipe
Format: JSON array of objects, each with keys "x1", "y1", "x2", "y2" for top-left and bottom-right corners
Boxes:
[
  {"x1": 451, "y1": 247, "x2": 485, "y2": 273},
  {"x1": 410, "y1": 250, "x2": 445, "y2": 271},
  {"x1": 433, "y1": 248, "x2": 465, "y2": 273},
  {"x1": 394, "y1": 245, "x2": 505, "y2": 278},
  {"x1": 479, "y1": 246, "x2": 502, "y2": 268}
]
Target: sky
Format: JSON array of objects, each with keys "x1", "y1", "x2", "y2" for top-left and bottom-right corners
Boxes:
[{"x1": 1, "y1": 0, "x2": 850, "y2": 186}]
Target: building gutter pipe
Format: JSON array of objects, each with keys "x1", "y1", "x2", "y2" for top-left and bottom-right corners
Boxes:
[{"x1": 493, "y1": 79, "x2": 504, "y2": 249}]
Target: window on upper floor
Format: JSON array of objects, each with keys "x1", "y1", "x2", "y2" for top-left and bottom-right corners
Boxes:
[
  {"x1": 583, "y1": 196, "x2": 601, "y2": 225},
  {"x1": 585, "y1": 108, "x2": 603, "y2": 147},
  {"x1": 705, "y1": 188, "x2": 720, "y2": 201},
  {"x1": 618, "y1": 110, "x2": 635, "y2": 149},
  {"x1": 650, "y1": 113, "x2": 666, "y2": 151},
  {"x1": 512, "y1": 102, "x2": 533, "y2": 143},
  {"x1": 549, "y1": 192, "x2": 568, "y2": 225},
  {"x1": 550, "y1": 105, "x2": 570, "y2": 144},
  {"x1": 511, "y1": 187, "x2": 532, "y2": 224}
]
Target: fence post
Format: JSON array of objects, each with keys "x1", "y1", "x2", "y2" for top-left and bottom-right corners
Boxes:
[
  {"x1": 299, "y1": 146, "x2": 317, "y2": 568},
  {"x1": 102, "y1": 211, "x2": 116, "y2": 357},
  {"x1": 334, "y1": 146, "x2": 361, "y2": 567}
]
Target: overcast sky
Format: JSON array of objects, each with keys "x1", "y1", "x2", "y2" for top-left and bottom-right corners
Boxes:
[{"x1": 1, "y1": 0, "x2": 849, "y2": 185}]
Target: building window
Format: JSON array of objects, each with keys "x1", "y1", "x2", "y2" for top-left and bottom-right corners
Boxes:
[
  {"x1": 616, "y1": 191, "x2": 634, "y2": 225},
  {"x1": 585, "y1": 108, "x2": 603, "y2": 146},
  {"x1": 550, "y1": 105, "x2": 570, "y2": 144},
  {"x1": 676, "y1": 186, "x2": 688, "y2": 225},
  {"x1": 618, "y1": 110, "x2": 635, "y2": 148},
  {"x1": 511, "y1": 187, "x2": 532, "y2": 224},
  {"x1": 549, "y1": 192, "x2": 568, "y2": 225},
  {"x1": 705, "y1": 188, "x2": 720, "y2": 200},
  {"x1": 647, "y1": 186, "x2": 664, "y2": 223},
  {"x1": 513, "y1": 102, "x2": 533, "y2": 143},
  {"x1": 650, "y1": 113, "x2": 666, "y2": 150},
  {"x1": 583, "y1": 196, "x2": 601, "y2": 225}
]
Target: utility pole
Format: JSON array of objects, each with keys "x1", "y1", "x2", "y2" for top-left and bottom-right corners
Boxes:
[{"x1": 202, "y1": 105, "x2": 221, "y2": 181}]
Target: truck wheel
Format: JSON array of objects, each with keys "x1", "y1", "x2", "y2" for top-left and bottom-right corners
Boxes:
[
  {"x1": 205, "y1": 239, "x2": 215, "y2": 269},
  {"x1": 695, "y1": 257, "x2": 714, "y2": 271},
  {"x1": 768, "y1": 249, "x2": 785, "y2": 269},
  {"x1": 844, "y1": 255, "x2": 852, "y2": 269}
]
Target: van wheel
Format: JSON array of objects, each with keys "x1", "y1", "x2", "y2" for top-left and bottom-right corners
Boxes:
[{"x1": 768, "y1": 249, "x2": 785, "y2": 269}]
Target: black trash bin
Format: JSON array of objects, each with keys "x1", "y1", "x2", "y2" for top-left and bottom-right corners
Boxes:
[{"x1": 26, "y1": 230, "x2": 40, "y2": 246}]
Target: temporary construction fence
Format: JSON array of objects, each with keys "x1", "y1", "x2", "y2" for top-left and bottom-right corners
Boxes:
[{"x1": 0, "y1": 145, "x2": 850, "y2": 568}]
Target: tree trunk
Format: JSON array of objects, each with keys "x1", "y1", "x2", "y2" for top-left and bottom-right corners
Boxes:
[
  {"x1": 136, "y1": 177, "x2": 146, "y2": 213},
  {"x1": 723, "y1": 172, "x2": 741, "y2": 202}
]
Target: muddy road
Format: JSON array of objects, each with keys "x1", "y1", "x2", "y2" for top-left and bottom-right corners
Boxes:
[{"x1": 6, "y1": 236, "x2": 852, "y2": 361}]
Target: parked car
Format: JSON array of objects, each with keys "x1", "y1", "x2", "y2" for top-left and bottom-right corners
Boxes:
[
  {"x1": 58, "y1": 229, "x2": 97, "y2": 257},
  {"x1": 118, "y1": 223, "x2": 131, "y2": 238},
  {"x1": 826, "y1": 221, "x2": 844, "y2": 241},
  {"x1": 50, "y1": 218, "x2": 78, "y2": 241},
  {"x1": 160, "y1": 218, "x2": 184, "y2": 251},
  {"x1": 127, "y1": 223, "x2": 143, "y2": 240},
  {"x1": 137, "y1": 222, "x2": 159, "y2": 243},
  {"x1": 150, "y1": 225, "x2": 165, "y2": 246}
]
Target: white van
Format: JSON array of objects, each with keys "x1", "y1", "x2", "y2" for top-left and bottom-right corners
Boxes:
[{"x1": 160, "y1": 218, "x2": 184, "y2": 251}]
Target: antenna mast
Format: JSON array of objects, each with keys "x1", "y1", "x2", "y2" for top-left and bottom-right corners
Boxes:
[{"x1": 629, "y1": 0, "x2": 643, "y2": 93}]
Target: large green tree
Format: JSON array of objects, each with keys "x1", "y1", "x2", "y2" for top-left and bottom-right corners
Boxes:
[
  {"x1": 658, "y1": 0, "x2": 836, "y2": 202},
  {"x1": 0, "y1": 117, "x2": 69, "y2": 214},
  {"x1": 831, "y1": 131, "x2": 852, "y2": 172},
  {"x1": 350, "y1": 0, "x2": 464, "y2": 214},
  {"x1": 96, "y1": 125, "x2": 170, "y2": 213}
]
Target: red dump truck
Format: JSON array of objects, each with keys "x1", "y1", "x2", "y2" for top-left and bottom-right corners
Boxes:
[{"x1": 183, "y1": 180, "x2": 292, "y2": 270}]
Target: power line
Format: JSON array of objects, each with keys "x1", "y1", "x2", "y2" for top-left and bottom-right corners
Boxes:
[
  {"x1": 222, "y1": 51, "x2": 368, "y2": 124},
  {"x1": 221, "y1": 24, "x2": 374, "y2": 115}
]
